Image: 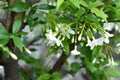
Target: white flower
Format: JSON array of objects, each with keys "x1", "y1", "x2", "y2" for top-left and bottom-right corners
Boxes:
[
  {"x1": 71, "y1": 45, "x2": 80, "y2": 55},
  {"x1": 86, "y1": 32, "x2": 113, "y2": 50},
  {"x1": 57, "y1": 23, "x2": 75, "y2": 39},
  {"x1": 45, "y1": 30, "x2": 62, "y2": 46},
  {"x1": 103, "y1": 32, "x2": 113, "y2": 43}
]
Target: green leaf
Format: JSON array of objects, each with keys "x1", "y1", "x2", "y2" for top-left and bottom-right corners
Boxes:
[
  {"x1": 70, "y1": 0, "x2": 80, "y2": 8},
  {"x1": 52, "y1": 72, "x2": 62, "y2": 80},
  {"x1": 92, "y1": 46, "x2": 102, "y2": 56},
  {"x1": 0, "y1": 45, "x2": 10, "y2": 58},
  {"x1": 36, "y1": 73, "x2": 51, "y2": 80},
  {"x1": 12, "y1": 17, "x2": 22, "y2": 33},
  {"x1": 4, "y1": 1, "x2": 31, "y2": 12},
  {"x1": 71, "y1": 62, "x2": 80, "y2": 73},
  {"x1": 88, "y1": 1, "x2": 104, "y2": 9},
  {"x1": 56, "y1": 0, "x2": 64, "y2": 10},
  {"x1": 85, "y1": 28, "x2": 93, "y2": 38},
  {"x1": 84, "y1": 60, "x2": 97, "y2": 72},
  {"x1": 0, "y1": 26, "x2": 9, "y2": 45},
  {"x1": 79, "y1": 0, "x2": 88, "y2": 8},
  {"x1": 92, "y1": 8, "x2": 107, "y2": 22},
  {"x1": 63, "y1": 40, "x2": 69, "y2": 55},
  {"x1": 33, "y1": 4, "x2": 55, "y2": 10},
  {"x1": 13, "y1": 37, "x2": 23, "y2": 52}
]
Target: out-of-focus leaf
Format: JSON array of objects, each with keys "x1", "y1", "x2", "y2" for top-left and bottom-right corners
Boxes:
[
  {"x1": 0, "y1": 26, "x2": 9, "y2": 45},
  {"x1": 4, "y1": 1, "x2": 31, "y2": 12},
  {"x1": 13, "y1": 36, "x2": 23, "y2": 52},
  {"x1": 92, "y1": 8, "x2": 107, "y2": 22},
  {"x1": 92, "y1": 46, "x2": 102, "y2": 56},
  {"x1": 56, "y1": 0, "x2": 64, "y2": 10},
  {"x1": 52, "y1": 72, "x2": 62, "y2": 80},
  {"x1": 88, "y1": 1, "x2": 104, "y2": 9},
  {"x1": 36, "y1": 73, "x2": 51, "y2": 80},
  {"x1": 63, "y1": 40, "x2": 69, "y2": 55},
  {"x1": 33, "y1": 4, "x2": 55, "y2": 10},
  {"x1": 12, "y1": 17, "x2": 22, "y2": 33},
  {"x1": 70, "y1": 0, "x2": 80, "y2": 8},
  {"x1": 84, "y1": 60, "x2": 97, "y2": 72}
]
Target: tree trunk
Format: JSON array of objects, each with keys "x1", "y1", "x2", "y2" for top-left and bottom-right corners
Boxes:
[{"x1": 3, "y1": 58, "x2": 19, "y2": 80}]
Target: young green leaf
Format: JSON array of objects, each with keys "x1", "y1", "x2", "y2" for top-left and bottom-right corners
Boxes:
[
  {"x1": 36, "y1": 73, "x2": 51, "y2": 80},
  {"x1": 4, "y1": 1, "x2": 31, "y2": 12},
  {"x1": 63, "y1": 40, "x2": 69, "y2": 55},
  {"x1": 70, "y1": 0, "x2": 80, "y2": 8},
  {"x1": 56, "y1": 0, "x2": 64, "y2": 10},
  {"x1": 13, "y1": 36, "x2": 23, "y2": 52},
  {"x1": 92, "y1": 8, "x2": 107, "y2": 22},
  {"x1": 0, "y1": 26, "x2": 10, "y2": 45},
  {"x1": 12, "y1": 17, "x2": 22, "y2": 33},
  {"x1": 79, "y1": 0, "x2": 88, "y2": 8},
  {"x1": 88, "y1": 1, "x2": 104, "y2": 9}
]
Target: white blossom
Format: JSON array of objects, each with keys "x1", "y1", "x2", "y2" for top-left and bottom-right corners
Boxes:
[
  {"x1": 45, "y1": 30, "x2": 62, "y2": 47},
  {"x1": 86, "y1": 32, "x2": 113, "y2": 50},
  {"x1": 103, "y1": 32, "x2": 114, "y2": 43},
  {"x1": 71, "y1": 45, "x2": 80, "y2": 55}
]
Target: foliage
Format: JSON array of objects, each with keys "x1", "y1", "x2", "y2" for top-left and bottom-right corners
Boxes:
[{"x1": 1, "y1": 0, "x2": 120, "y2": 80}]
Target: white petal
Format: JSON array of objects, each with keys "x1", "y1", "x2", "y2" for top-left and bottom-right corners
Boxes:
[
  {"x1": 68, "y1": 29, "x2": 75, "y2": 34},
  {"x1": 25, "y1": 47, "x2": 32, "y2": 54},
  {"x1": 71, "y1": 45, "x2": 80, "y2": 55},
  {"x1": 104, "y1": 38, "x2": 109, "y2": 43},
  {"x1": 71, "y1": 50, "x2": 80, "y2": 55},
  {"x1": 105, "y1": 32, "x2": 114, "y2": 37},
  {"x1": 94, "y1": 37, "x2": 104, "y2": 45},
  {"x1": 10, "y1": 52, "x2": 18, "y2": 60},
  {"x1": 78, "y1": 34, "x2": 82, "y2": 41}
]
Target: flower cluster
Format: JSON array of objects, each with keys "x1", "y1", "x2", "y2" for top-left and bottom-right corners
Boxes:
[{"x1": 86, "y1": 32, "x2": 113, "y2": 50}]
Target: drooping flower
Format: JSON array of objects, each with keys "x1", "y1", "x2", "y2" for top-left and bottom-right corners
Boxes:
[
  {"x1": 45, "y1": 30, "x2": 62, "y2": 47},
  {"x1": 103, "y1": 32, "x2": 114, "y2": 43},
  {"x1": 86, "y1": 32, "x2": 113, "y2": 50},
  {"x1": 71, "y1": 45, "x2": 80, "y2": 55}
]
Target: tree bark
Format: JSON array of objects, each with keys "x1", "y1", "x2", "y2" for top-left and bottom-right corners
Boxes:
[{"x1": 3, "y1": 58, "x2": 19, "y2": 80}]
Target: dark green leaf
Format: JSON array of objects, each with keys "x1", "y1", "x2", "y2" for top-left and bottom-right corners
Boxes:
[
  {"x1": 12, "y1": 17, "x2": 22, "y2": 33},
  {"x1": 4, "y1": 1, "x2": 31, "y2": 12},
  {"x1": 34, "y1": 4, "x2": 55, "y2": 10}
]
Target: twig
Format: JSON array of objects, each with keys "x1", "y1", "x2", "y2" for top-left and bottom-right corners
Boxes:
[{"x1": 49, "y1": 43, "x2": 75, "y2": 73}]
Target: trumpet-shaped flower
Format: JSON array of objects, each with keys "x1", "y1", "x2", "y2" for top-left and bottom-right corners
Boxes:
[
  {"x1": 45, "y1": 30, "x2": 62, "y2": 47},
  {"x1": 71, "y1": 45, "x2": 81, "y2": 55},
  {"x1": 86, "y1": 32, "x2": 113, "y2": 50}
]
